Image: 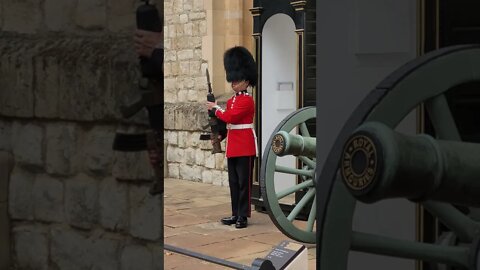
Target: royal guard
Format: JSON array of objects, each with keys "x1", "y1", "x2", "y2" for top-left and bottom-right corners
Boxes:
[{"x1": 206, "y1": 46, "x2": 258, "y2": 229}]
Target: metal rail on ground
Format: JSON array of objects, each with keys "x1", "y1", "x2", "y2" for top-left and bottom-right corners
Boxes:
[{"x1": 164, "y1": 244, "x2": 251, "y2": 269}]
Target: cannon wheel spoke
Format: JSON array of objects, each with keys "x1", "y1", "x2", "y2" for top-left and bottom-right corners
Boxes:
[
  {"x1": 425, "y1": 94, "x2": 461, "y2": 141},
  {"x1": 260, "y1": 107, "x2": 317, "y2": 243},
  {"x1": 317, "y1": 46, "x2": 480, "y2": 269},
  {"x1": 350, "y1": 231, "x2": 470, "y2": 268},
  {"x1": 422, "y1": 201, "x2": 479, "y2": 243}
]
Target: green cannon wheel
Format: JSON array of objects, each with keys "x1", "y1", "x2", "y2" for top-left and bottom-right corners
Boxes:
[
  {"x1": 260, "y1": 106, "x2": 317, "y2": 243},
  {"x1": 316, "y1": 45, "x2": 480, "y2": 269}
]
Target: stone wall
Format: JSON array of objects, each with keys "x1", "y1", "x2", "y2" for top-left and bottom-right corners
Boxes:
[
  {"x1": 0, "y1": 0, "x2": 163, "y2": 269},
  {"x1": 163, "y1": 0, "x2": 253, "y2": 186},
  {"x1": 164, "y1": 0, "x2": 230, "y2": 186}
]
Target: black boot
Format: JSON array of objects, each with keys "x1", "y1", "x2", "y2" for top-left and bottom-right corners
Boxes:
[
  {"x1": 221, "y1": 216, "x2": 238, "y2": 225},
  {"x1": 235, "y1": 216, "x2": 248, "y2": 229}
]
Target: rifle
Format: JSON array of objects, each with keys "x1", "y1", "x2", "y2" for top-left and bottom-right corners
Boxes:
[
  {"x1": 199, "y1": 68, "x2": 226, "y2": 154},
  {"x1": 112, "y1": 0, "x2": 164, "y2": 196}
]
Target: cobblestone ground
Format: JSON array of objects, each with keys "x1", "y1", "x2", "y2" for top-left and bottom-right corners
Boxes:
[{"x1": 164, "y1": 178, "x2": 316, "y2": 269}]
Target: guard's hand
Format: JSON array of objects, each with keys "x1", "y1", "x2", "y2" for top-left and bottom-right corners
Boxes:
[
  {"x1": 134, "y1": 29, "x2": 163, "y2": 58},
  {"x1": 147, "y1": 149, "x2": 160, "y2": 165},
  {"x1": 206, "y1": 101, "x2": 217, "y2": 111},
  {"x1": 211, "y1": 135, "x2": 223, "y2": 145}
]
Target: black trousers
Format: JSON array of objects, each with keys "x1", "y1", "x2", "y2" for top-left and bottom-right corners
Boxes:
[{"x1": 227, "y1": 156, "x2": 255, "y2": 218}]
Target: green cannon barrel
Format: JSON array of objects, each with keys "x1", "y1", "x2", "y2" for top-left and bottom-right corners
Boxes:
[
  {"x1": 340, "y1": 121, "x2": 480, "y2": 206},
  {"x1": 271, "y1": 131, "x2": 316, "y2": 158}
]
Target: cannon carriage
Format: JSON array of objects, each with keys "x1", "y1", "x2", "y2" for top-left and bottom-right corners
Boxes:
[{"x1": 259, "y1": 45, "x2": 480, "y2": 269}]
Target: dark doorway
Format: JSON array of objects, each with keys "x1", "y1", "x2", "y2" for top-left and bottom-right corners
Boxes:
[{"x1": 421, "y1": 1, "x2": 480, "y2": 269}]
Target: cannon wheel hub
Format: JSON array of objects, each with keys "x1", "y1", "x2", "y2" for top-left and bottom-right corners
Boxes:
[
  {"x1": 272, "y1": 133, "x2": 286, "y2": 155},
  {"x1": 341, "y1": 133, "x2": 380, "y2": 192}
]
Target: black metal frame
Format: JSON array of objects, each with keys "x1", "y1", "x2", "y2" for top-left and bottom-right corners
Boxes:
[{"x1": 250, "y1": 0, "x2": 312, "y2": 217}]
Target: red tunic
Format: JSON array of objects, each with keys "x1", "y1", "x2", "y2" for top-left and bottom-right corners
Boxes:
[{"x1": 214, "y1": 91, "x2": 257, "y2": 158}]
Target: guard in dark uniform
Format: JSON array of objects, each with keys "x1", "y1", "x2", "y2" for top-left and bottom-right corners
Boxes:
[{"x1": 206, "y1": 46, "x2": 258, "y2": 229}]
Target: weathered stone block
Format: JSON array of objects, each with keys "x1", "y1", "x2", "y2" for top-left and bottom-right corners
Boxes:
[
  {"x1": 183, "y1": 1, "x2": 192, "y2": 12},
  {"x1": 51, "y1": 226, "x2": 90, "y2": 269},
  {"x1": 44, "y1": 0, "x2": 76, "y2": 31},
  {"x1": 178, "y1": 50, "x2": 194, "y2": 61},
  {"x1": 199, "y1": 20, "x2": 207, "y2": 34},
  {"x1": 45, "y1": 123, "x2": 78, "y2": 176},
  {"x1": 188, "y1": 132, "x2": 200, "y2": 148},
  {"x1": 205, "y1": 154, "x2": 215, "y2": 169},
  {"x1": 83, "y1": 126, "x2": 115, "y2": 176},
  {"x1": 51, "y1": 227, "x2": 120, "y2": 270},
  {"x1": 184, "y1": 77, "x2": 195, "y2": 89},
  {"x1": 164, "y1": 104, "x2": 176, "y2": 129},
  {"x1": 106, "y1": 0, "x2": 136, "y2": 32},
  {"x1": 173, "y1": 0, "x2": 183, "y2": 13},
  {"x1": 1, "y1": 35, "x2": 141, "y2": 122},
  {"x1": 164, "y1": 49, "x2": 177, "y2": 62},
  {"x1": 177, "y1": 90, "x2": 188, "y2": 102},
  {"x1": 174, "y1": 104, "x2": 205, "y2": 131},
  {"x1": 0, "y1": 52, "x2": 35, "y2": 117},
  {"x1": 0, "y1": 203, "x2": 9, "y2": 269},
  {"x1": 165, "y1": 88, "x2": 177, "y2": 103},
  {"x1": 33, "y1": 174, "x2": 64, "y2": 223},
  {"x1": 164, "y1": 78, "x2": 176, "y2": 92},
  {"x1": 3, "y1": 0, "x2": 42, "y2": 33},
  {"x1": 9, "y1": 168, "x2": 34, "y2": 220},
  {"x1": 166, "y1": 146, "x2": 183, "y2": 163},
  {"x1": 34, "y1": 56, "x2": 60, "y2": 118},
  {"x1": 167, "y1": 163, "x2": 180, "y2": 178},
  {"x1": 112, "y1": 151, "x2": 154, "y2": 181},
  {"x1": 0, "y1": 151, "x2": 13, "y2": 203},
  {"x1": 69, "y1": 40, "x2": 140, "y2": 122},
  {"x1": 222, "y1": 178, "x2": 230, "y2": 187},
  {"x1": 121, "y1": 245, "x2": 154, "y2": 270},
  {"x1": 151, "y1": 245, "x2": 164, "y2": 270},
  {"x1": 215, "y1": 153, "x2": 226, "y2": 170},
  {"x1": 190, "y1": 12, "x2": 206, "y2": 20},
  {"x1": 0, "y1": 120, "x2": 11, "y2": 152},
  {"x1": 198, "y1": 139, "x2": 212, "y2": 150},
  {"x1": 179, "y1": 61, "x2": 189, "y2": 74},
  {"x1": 195, "y1": 73, "x2": 208, "y2": 87},
  {"x1": 99, "y1": 177, "x2": 128, "y2": 231},
  {"x1": 129, "y1": 185, "x2": 162, "y2": 240},
  {"x1": 57, "y1": 58, "x2": 111, "y2": 121},
  {"x1": 11, "y1": 122, "x2": 43, "y2": 168},
  {"x1": 212, "y1": 170, "x2": 224, "y2": 186},
  {"x1": 222, "y1": 171, "x2": 229, "y2": 186},
  {"x1": 201, "y1": 170, "x2": 213, "y2": 184},
  {"x1": 179, "y1": 14, "x2": 189, "y2": 24},
  {"x1": 13, "y1": 225, "x2": 48, "y2": 270},
  {"x1": 184, "y1": 148, "x2": 195, "y2": 165},
  {"x1": 0, "y1": 1, "x2": 3, "y2": 30},
  {"x1": 165, "y1": 131, "x2": 177, "y2": 145},
  {"x1": 187, "y1": 89, "x2": 200, "y2": 102},
  {"x1": 184, "y1": 22, "x2": 193, "y2": 36},
  {"x1": 193, "y1": 0, "x2": 204, "y2": 11},
  {"x1": 177, "y1": 131, "x2": 187, "y2": 148},
  {"x1": 179, "y1": 165, "x2": 202, "y2": 181},
  {"x1": 195, "y1": 148, "x2": 205, "y2": 166},
  {"x1": 65, "y1": 175, "x2": 99, "y2": 229},
  {"x1": 88, "y1": 230, "x2": 121, "y2": 270},
  {"x1": 190, "y1": 60, "x2": 202, "y2": 76},
  {"x1": 75, "y1": 0, "x2": 106, "y2": 30}
]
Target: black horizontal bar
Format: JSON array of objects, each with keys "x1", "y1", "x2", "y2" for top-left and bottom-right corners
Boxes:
[{"x1": 164, "y1": 244, "x2": 251, "y2": 270}]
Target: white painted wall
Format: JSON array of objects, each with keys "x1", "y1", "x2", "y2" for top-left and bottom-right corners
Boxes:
[{"x1": 261, "y1": 14, "x2": 298, "y2": 194}]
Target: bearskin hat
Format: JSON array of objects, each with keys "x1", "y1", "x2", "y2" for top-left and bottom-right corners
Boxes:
[{"x1": 223, "y1": 46, "x2": 258, "y2": 87}]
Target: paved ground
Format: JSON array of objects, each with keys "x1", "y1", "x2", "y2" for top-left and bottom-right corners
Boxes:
[{"x1": 164, "y1": 178, "x2": 317, "y2": 269}]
